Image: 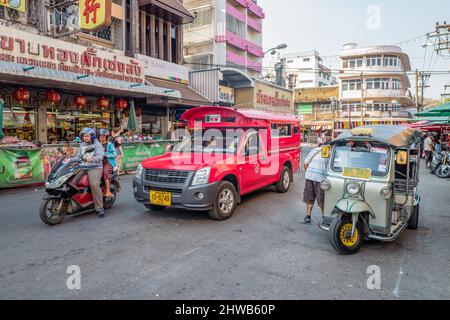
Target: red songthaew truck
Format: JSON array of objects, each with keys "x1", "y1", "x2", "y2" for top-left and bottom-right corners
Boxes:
[{"x1": 134, "y1": 106, "x2": 301, "y2": 220}]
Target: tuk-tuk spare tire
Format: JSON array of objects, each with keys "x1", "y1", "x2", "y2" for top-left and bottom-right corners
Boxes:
[
  {"x1": 329, "y1": 215, "x2": 363, "y2": 255},
  {"x1": 407, "y1": 204, "x2": 419, "y2": 230}
]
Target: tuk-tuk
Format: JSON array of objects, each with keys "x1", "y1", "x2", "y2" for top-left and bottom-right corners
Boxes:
[{"x1": 319, "y1": 125, "x2": 422, "y2": 255}]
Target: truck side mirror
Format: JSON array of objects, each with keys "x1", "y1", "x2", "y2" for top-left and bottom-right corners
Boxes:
[
  {"x1": 396, "y1": 151, "x2": 408, "y2": 165},
  {"x1": 321, "y1": 145, "x2": 330, "y2": 158}
]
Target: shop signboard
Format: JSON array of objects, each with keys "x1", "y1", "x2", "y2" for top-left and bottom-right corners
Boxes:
[
  {"x1": 79, "y1": 0, "x2": 112, "y2": 32},
  {"x1": 297, "y1": 103, "x2": 313, "y2": 115},
  {"x1": 134, "y1": 54, "x2": 189, "y2": 84},
  {"x1": 219, "y1": 86, "x2": 235, "y2": 104},
  {"x1": 121, "y1": 142, "x2": 169, "y2": 172},
  {"x1": 0, "y1": 0, "x2": 26, "y2": 12},
  {"x1": 0, "y1": 26, "x2": 144, "y2": 84}
]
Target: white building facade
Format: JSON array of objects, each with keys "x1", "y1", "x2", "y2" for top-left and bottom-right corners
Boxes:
[
  {"x1": 338, "y1": 44, "x2": 414, "y2": 123},
  {"x1": 183, "y1": 0, "x2": 265, "y2": 78}
]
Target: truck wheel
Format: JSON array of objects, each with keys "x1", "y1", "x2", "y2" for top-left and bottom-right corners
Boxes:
[
  {"x1": 329, "y1": 215, "x2": 363, "y2": 255},
  {"x1": 208, "y1": 181, "x2": 237, "y2": 221},
  {"x1": 144, "y1": 204, "x2": 166, "y2": 211},
  {"x1": 275, "y1": 166, "x2": 291, "y2": 193},
  {"x1": 408, "y1": 204, "x2": 419, "y2": 230}
]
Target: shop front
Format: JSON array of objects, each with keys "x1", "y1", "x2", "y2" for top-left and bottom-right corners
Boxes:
[
  {"x1": 0, "y1": 26, "x2": 183, "y2": 145},
  {"x1": 135, "y1": 54, "x2": 211, "y2": 139}
]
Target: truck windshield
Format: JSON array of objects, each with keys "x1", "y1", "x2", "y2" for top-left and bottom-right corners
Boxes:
[
  {"x1": 331, "y1": 142, "x2": 390, "y2": 177},
  {"x1": 173, "y1": 129, "x2": 244, "y2": 154}
]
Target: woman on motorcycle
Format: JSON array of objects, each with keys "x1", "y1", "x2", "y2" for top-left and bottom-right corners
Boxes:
[{"x1": 71, "y1": 128, "x2": 106, "y2": 218}]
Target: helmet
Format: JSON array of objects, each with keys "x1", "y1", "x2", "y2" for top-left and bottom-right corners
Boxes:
[
  {"x1": 80, "y1": 127, "x2": 96, "y2": 142},
  {"x1": 99, "y1": 128, "x2": 110, "y2": 136}
]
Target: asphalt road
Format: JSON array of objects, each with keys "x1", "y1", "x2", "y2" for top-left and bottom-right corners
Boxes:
[{"x1": 0, "y1": 147, "x2": 449, "y2": 299}]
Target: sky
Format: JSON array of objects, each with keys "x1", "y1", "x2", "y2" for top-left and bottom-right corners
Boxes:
[{"x1": 259, "y1": 0, "x2": 450, "y2": 99}]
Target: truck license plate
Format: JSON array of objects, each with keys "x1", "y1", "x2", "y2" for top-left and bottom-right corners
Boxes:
[{"x1": 150, "y1": 190, "x2": 171, "y2": 206}]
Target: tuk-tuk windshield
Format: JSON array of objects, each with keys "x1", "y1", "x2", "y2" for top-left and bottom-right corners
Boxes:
[
  {"x1": 331, "y1": 141, "x2": 391, "y2": 177},
  {"x1": 173, "y1": 129, "x2": 244, "y2": 154}
]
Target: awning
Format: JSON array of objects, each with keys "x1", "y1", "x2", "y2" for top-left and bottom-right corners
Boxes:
[
  {"x1": 147, "y1": 77, "x2": 212, "y2": 107},
  {"x1": 138, "y1": 0, "x2": 194, "y2": 23},
  {"x1": 0, "y1": 61, "x2": 181, "y2": 99},
  {"x1": 221, "y1": 68, "x2": 254, "y2": 88}
]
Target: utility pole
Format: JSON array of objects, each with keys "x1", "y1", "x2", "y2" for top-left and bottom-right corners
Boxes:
[
  {"x1": 415, "y1": 69, "x2": 420, "y2": 113},
  {"x1": 360, "y1": 72, "x2": 364, "y2": 125}
]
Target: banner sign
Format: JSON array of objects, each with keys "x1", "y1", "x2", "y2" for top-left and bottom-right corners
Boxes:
[
  {"x1": 135, "y1": 54, "x2": 189, "y2": 84},
  {"x1": 0, "y1": 142, "x2": 175, "y2": 189},
  {"x1": 0, "y1": 0, "x2": 26, "y2": 12},
  {"x1": 0, "y1": 148, "x2": 44, "y2": 188}
]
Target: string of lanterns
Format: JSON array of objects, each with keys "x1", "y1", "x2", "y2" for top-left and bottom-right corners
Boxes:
[{"x1": 10, "y1": 88, "x2": 129, "y2": 111}]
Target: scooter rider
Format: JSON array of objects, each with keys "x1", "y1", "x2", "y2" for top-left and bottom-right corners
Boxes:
[
  {"x1": 71, "y1": 128, "x2": 106, "y2": 218},
  {"x1": 99, "y1": 129, "x2": 117, "y2": 199}
]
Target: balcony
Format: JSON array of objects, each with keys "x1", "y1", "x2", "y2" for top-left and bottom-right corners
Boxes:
[
  {"x1": 247, "y1": 16, "x2": 262, "y2": 33},
  {"x1": 226, "y1": 51, "x2": 246, "y2": 67},
  {"x1": 223, "y1": 30, "x2": 247, "y2": 51},
  {"x1": 247, "y1": 58, "x2": 262, "y2": 72},
  {"x1": 232, "y1": 0, "x2": 248, "y2": 8},
  {"x1": 247, "y1": 0, "x2": 265, "y2": 19},
  {"x1": 246, "y1": 40, "x2": 263, "y2": 57},
  {"x1": 226, "y1": 3, "x2": 246, "y2": 22}
]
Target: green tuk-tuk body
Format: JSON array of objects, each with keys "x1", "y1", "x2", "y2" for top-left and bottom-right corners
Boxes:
[{"x1": 319, "y1": 125, "x2": 422, "y2": 255}]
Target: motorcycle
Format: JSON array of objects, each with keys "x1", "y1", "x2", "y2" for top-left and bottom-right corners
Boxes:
[
  {"x1": 430, "y1": 151, "x2": 444, "y2": 174},
  {"x1": 39, "y1": 147, "x2": 121, "y2": 226},
  {"x1": 436, "y1": 151, "x2": 450, "y2": 178}
]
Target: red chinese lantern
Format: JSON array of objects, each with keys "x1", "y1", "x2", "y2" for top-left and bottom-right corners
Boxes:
[
  {"x1": 46, "y1": 90, "x2": 61, "y2": 105},
  {"x1": 13, "y1": 87, "x2": 30, "y2": 104},
  {"x1": 97, "y1": 97, "x2": 110, "y2": 109},
  {"x1": 74, "y1": 95, "x2": 87, "y2": 109},
  {"x1": 115, "y1": 98, "x2": 127, "y2": 111}
]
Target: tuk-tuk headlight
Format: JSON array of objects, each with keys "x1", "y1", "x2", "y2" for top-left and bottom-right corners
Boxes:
[
  {"x1": 320, "y1": 179, "x2": 331, "y2": 191},
  {"x1": 346, "y1": 182, "x2": 361, "y2": 196},
  {"x1": 380, "y1": 186, "x2": 393, "y2": 199}
]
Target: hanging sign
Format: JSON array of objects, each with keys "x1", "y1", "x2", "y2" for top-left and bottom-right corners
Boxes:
[
  {"x1": 79, "y1": 0, "x2": 112, "y2": 32},
  {"x1": 0, "y1": 0, "x2": 26, "y2": 12}
]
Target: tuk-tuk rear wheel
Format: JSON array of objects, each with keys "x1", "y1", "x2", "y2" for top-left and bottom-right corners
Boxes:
[{"x1": 329, "y1": 216, "x2": 363, "y2": 255}]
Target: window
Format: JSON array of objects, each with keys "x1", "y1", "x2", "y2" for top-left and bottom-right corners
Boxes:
[
  {"x1": 366, "y1": 78, "x2": 390, "y2": 90},
  {"x1": 271, "y1": 124, "x2": 292, "y2": 137},
  {"x1": 226, "y1": 14, "x2": 245, "y2": 38},
  {"x1": 303, "y1": 58, "x2": 311, "y2": 62},
  {"x1": 367, "y1": 55, "x2": 382, "y2": 67},
  {"x1": 342, "y1": 80, "x2": 361, "y2": 91},
  {"x1": 384, "y1": 55, "x2": 399, "y2": 67},
  {"x1": 319, "y1": 104, "x2": 332, "y2": 114},
  {"x1": 343, "y1": 58, "x2": 363, "y2": 68},
  {"x1": 392, "y1": 79, "x2": 401, "y2": 90}
]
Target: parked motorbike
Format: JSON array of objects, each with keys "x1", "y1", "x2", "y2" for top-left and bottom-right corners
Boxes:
[
  {"x1": 39, "y1": 147, "x2": 120, "y2": 226},
  {"x1": 436, "y1": 151, "x2": 450, "y2": 178},
  {"x1": 430, "y1": 151, "x2": 444, "y2": 174}
]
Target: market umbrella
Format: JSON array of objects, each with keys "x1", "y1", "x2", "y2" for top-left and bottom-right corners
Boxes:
[
  {"x1": 127, "y1": 100, "x2": 138, "y2": 132},
  {"x1": 0, "y1": 98, "x2": 4, "y2": 139},
  {"x1": 416, "y1": 102, "x2": 450, "y2": 117}
]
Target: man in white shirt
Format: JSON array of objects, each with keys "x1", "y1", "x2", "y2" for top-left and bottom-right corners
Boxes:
[
  {"x1": 423, "y1": 134, "x2": 433, "y2": 168},
  {"x1": 303, "y1": 146, "x2": 328, "y2": 223}
]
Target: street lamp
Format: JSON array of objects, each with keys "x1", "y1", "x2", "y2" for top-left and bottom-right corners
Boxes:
[{"x1": 264, "y1": 44, "x2": 288, "y2": 56}]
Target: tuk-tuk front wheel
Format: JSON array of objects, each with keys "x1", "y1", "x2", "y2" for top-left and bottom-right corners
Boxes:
[{"x1": 329, "y1": 216, "x2": 363, "y2": 255}]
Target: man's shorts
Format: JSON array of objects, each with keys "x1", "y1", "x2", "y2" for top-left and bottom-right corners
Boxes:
[
  {"x1": 103, "y1": 162, "x2": 113, "y2": 180},
  {"x1": 303, "y1": 179, "x2": 324, "y2": 207}
]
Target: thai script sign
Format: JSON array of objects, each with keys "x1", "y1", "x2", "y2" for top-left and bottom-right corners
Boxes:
[{"x1": 0, "y1": 26, "x2": 144, "y2": 83}]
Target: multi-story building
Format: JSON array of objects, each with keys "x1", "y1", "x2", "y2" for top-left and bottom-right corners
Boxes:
[
  {"x1": 263, "y1": 51, "x2": 336, "y2": 89},
  {"x1": 183, "y1": 0, "x2": 265, "y2": 78},
  {"x1": 337, "y1": 43, "x2": 414, "y2": 129},
  {"x1": 0, "y1": 0, "x2": 210, "y2": 145}
]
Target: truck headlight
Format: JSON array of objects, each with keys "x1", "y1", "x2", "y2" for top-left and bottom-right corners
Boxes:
[
  {"x1": 320, "y1": 179, "x2": 331, "y2": 191},
  {"x1": 346, "y1": 182, "x2": 361, "y2": 196},
  {"x1": 380, "y1": 186, "x2": 393, "y2": 199},
  {"x1": 135, "y1": 164, "x2": 143, "y2": 180},
  {"x1": 192, "y1": 167, "x2": 211, "y2": 186}
]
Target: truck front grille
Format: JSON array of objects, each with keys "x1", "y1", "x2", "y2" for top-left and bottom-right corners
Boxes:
[{"x1": 144, "y1": 169, "x2": 190, "y2": 184}]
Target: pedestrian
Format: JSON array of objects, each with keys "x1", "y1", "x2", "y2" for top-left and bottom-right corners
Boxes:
[
  {"x1": 423, "y1": 134, "x2": 433, "y2": 168},
  {"x1": 303, "y1": 145, "x2": 328, "y2": 223}
]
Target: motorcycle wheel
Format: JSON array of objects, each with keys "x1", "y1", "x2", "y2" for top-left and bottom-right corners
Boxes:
[
  {"x1": 104, "y1": 183, "x2": 118, "y2": 209},
  {"x1": 436, "y1": 165, "x2": 450, "y2": 178},
  {"x1": 39, "y1": 198, "x2": 67, "y2": 226}
]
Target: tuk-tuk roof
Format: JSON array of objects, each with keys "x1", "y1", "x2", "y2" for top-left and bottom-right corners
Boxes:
[
  {"x1": 331, "y1": 125, "x2": 421, "y2": 148},
  {"x1": 181, "y1": 106, "x2": 300, "y2": 124}
]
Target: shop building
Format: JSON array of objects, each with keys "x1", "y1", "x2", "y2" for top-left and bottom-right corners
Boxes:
[
  {"x1": 295, "y1": 86, "x2": 339, "y2": 142},
  {"x1": 0, "y1": 0, "x2": 210, "y2": 145},
  {"x1": 337, "y1": 43, "x2": 414, "y2": 131},
  {"x1": 183, "y1": 0, "x2": 265, "y2": 78}
]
